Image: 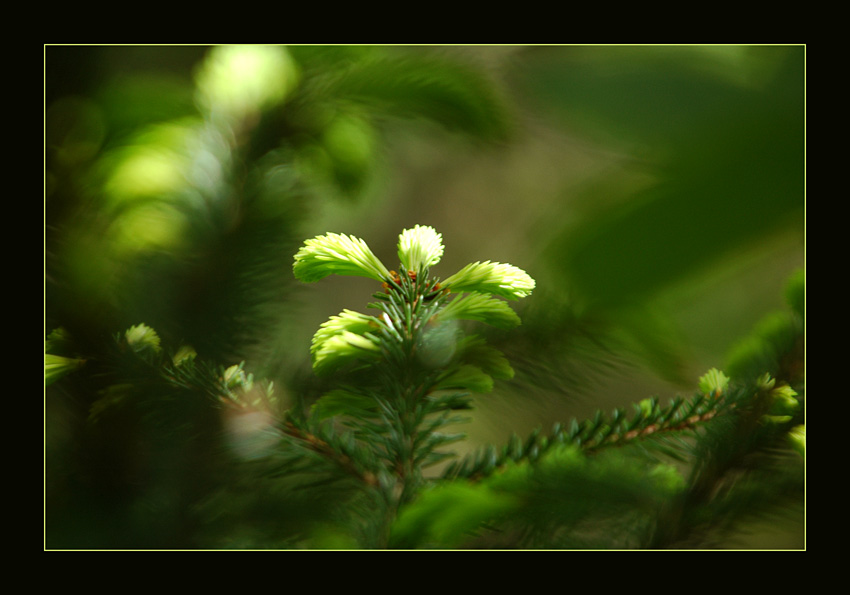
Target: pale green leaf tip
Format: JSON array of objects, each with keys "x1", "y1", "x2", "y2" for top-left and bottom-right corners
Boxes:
[
  {"x1": 443, "y1": 261, "x2": 535, "y2": 300},
  {"x1": 698, "y1": 368, "x2": 730, "y2": 397},
  {"x1": 45, "y1": 354, "x2": 85, "y2": 386},
  {"x1": 312, "y1": 329, "x2": 382, "y2": 375},
  {"x1": 125, "y1": 323, "x2": 161, "y2": 355},
  {"x1": 223, "y1": 362, "x2": 254, "y2": 392},
  {"x1": 788, "y1": 424, "x2": 805, "y2": 457},
  {"x1": 699, "y1": 368, "x2": 729, "y2": 397},
  {"x1": 173, "y1": 345, "x2": 197, "y2": 366},
  {"x1": 769, "y1": 383, "x2": 800, "y2": 415},
  {"x1": 293, "y1": 232, "x2": 391, "y2": 283},
  {"x1": 438, "y1": 292, "x2": 521, "y2": 329},
  {"x1": 437, "y1": 365, "x2": 494, "y2": 393},
  {"x1": 398, "y1": 225, "x2": 444, "y2": 272},
  {"x1": 311, "y1": 310, "x2": 382, "y2": 354}
]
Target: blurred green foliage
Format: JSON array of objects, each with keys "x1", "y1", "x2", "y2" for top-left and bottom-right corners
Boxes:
[
  {"x1": 45, "y1": 45, "x2": 804, "y2": 549},
  {"x1": 526, "y1": 46, "x2": 803, "y2": 305}
]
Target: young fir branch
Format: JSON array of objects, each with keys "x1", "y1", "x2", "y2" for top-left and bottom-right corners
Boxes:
[
  {"x1": 645, "y1": 271, "x2": 805, "y2": 548},
  {"x1": 292, "y1": 225, "x2": 535, "y2": 539},
  {"x1": 46, "y1": 322, "x2": 290, "y2": 445},
  {"x1": 645, "y1": 372, "x2": 803, "y2": 548},
  {"x1": 434, "y1": 283, "x2": 804, "y2": 549},
  {"x1": 442, "y1": 373, "x2": 739, "y2": 482},
  {"x1": 443, "y1": 366, "x2": 799, "y2": 486}
]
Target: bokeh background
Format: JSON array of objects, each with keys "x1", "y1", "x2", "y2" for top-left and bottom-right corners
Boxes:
[{"x1": 45, "y1": 45, "x2": 804, "y2": 548}]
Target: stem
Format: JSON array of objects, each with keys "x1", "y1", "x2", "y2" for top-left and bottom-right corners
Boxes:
[{"x1": 372, "y1": 267, "x2": 447, "y2": 544}]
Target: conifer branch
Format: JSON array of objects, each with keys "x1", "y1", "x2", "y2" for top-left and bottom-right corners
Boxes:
[
  {"x1": 292, "y1": 225, "x2": 535, "y2": 538},
  {"x1": 279, "y1": 419, "x2": 381, "y2": 488},
  {"x1": 442, "y1": 388, "x2": 738, "y2": 482}
]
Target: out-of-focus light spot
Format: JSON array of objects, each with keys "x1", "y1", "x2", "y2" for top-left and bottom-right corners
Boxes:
[
  {"x1": 101, "y1": 121, "x2": 200, "y2": 206},
  {"x1": 323, "y1": 113, "x2": 376, "y2": 172},
  {"x1": 417, "y1": 320, "x2": 460, "y2": 369},
  {"x1": 188, "y1": 146, "x2": 224, "y2": 193},
  {"x1": 261, "y1": 162, "x2": 298, "y2": 195},
  {"x1": 195, "y1": 45, "x2": 299, "y2": 120},
  {"x1": 223, "y1": 407, "x2": 279, "y2": 461},
  {"x1": 104, "y1": 148, "x2": 186, "y2": 203},
  {"x1": 185, "y1": 124, "x2": 231, "y2": 194},
  {"x1": 109, "y1": 202, "x2": 187, "y2": 254}
]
